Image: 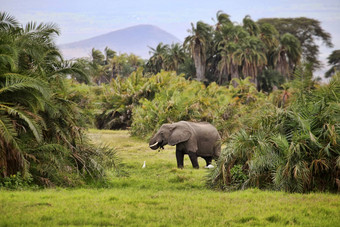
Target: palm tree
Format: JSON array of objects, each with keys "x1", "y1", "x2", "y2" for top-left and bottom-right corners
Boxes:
[
  {"x1": 91, "y1": 48, "x2": 105, "y2": 66},
  {"x1": 147, "y1": 42, "x2": 169, "y2": 74},
  {"x1": 258, "y1": 23, "x2": 279, "y2": 52},
  {"x1": 325, "y1": 49, "x2": 340, "y2": 78},
  {"x1": 215, "y1": 11, "x2": 231, "y2": 31},
  {"x1": 0, "y1": 73, "x2": 48, "y2": 176},
  {"x1": 270, "y1": 33, "x2": 301, "y2": 80},
  {"x1": 213, "y1": 11, "x2": 233, "y2": 84},
  {"x1": 233, "y1": 36, "x2": 267, "y2": 87},
  {"x1": 127, "y1": 53, "x2": 143, "y2": 71},
  {"x1": 220, "y1": 25, "x2": 245, "y2": 81},
  {"x1": 184, "y1": 21, "x2": 213, "y2": 82},
  {"x1": 217, "y1": 41, "x2": 239, "y2": 85},
  {"x1": 0, "y1": 12, "x2": 19, "y2": 30},
  {"x1": 216, "y1": 23, "x2": 249, "y2": 85},
  {"x1": 0, "y1": 14, "x2": 54, "y2": 177},
  {"x1": 242, "y1": 15, "x2": 260, "y2": 36},
  {"x1": 0, "y1": 12, "x2": 115, "y2": 185},
  {"x1": 104, "y1": 46, "x2": 116, "y2": 65},
  {"x1": 164, "y1": 43, "x2": 186, "y2": 72}
]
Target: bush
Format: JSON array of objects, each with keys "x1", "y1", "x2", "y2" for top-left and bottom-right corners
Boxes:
[
  {"x1": 0, "y1": 13, "x2": 119, "y2": 187},
  {"x1": 95, "y1": 68, "x2": 154, "y2": 130},
  {"x1": 0, "y1": 172, "x2": 33, "y2": 189},
  {"x1": 92, "y1": 69, "x2": 266, "y2": 140},
  {"x1": 67, "y1": 81, "x2": 104, "y2": 128},
  {"x1": 131, "y1": 71, "x2": 234, "y2": 138},
  {"x1": 208, "y1": 72, "x2": 340, "y2": 192}
]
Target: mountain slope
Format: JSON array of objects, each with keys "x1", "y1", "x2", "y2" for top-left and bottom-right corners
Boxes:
[{"x1": 59, "y1": 25, "x2": 181, "y2": 59}]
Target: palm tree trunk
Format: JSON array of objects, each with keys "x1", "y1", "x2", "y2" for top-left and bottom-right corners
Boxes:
[
  {"x1": 230, "y1": 64, "x2": 239, "y2": 87},
  {"x1": 193, "y1": 46, "x2": 206, "y2": 81},
  {"x1": 0, "y1": 146, "x2": 25, "y2": 177}
]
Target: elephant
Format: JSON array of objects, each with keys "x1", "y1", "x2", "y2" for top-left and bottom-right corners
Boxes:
[{"x1": 149, "y1": 121, "x2": 221, "y2": 169}]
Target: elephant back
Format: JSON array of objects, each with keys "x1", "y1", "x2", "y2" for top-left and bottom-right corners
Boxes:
[{"x1": 188, "y1": 122, "x2": 221, "y2": 157}]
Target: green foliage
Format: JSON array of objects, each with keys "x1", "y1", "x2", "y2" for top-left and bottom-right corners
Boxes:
[
  {"x1": 93, "y1": 69, "x2": 264, "y2": 139},
  {"x1": 258, "y1": 17, "x2": 333, "y2": 69},
  {"x1": 230, "y1": 164, "x2": 247, "y2": 185},
  {"x1": 67, "y1": 81, "x2": 103, "y2": 127},
  {"x1": 257, "y1": 69, "x2": 285, "y2": 92},
  {"x1": 131, "y1": 71, "x2": 235, "y2": 138},
  {"x1": 146, "y1": 43, "x2": 187, "y2": 74},
  {"x1": 71, "y1": 49, "x2": 144, "y2": 85},
  {"x1": 143, "y1": 12, "x2": 312, "y2": 88},
  {"x1": 0, "y1": 12, "x2": 119, "y2": 187},
  {"x1": 0, "y1": 172, "x2": 33, "y2": 189},
  {"x1": 325, "y1": 49, "x2": 340, "y2": 78},
  {"x1": 95, "y1": 68, "x2": 153, "y2": 129},
  {"x1": 209, "y1": 71, "x2": 340, "y2": 192}
]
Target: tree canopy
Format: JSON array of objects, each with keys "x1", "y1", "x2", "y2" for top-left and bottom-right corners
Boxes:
[
  {"x1": 325, "y1": 49, "x2": 340, "y2": 78},
  {"x1": 257, "y1": 17, "x2": 333, "y2": 70}
]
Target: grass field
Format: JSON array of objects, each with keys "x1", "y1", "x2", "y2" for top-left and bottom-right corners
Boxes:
[{"x1": 1, "y1": 129, "x2": 340, "y2": 226}]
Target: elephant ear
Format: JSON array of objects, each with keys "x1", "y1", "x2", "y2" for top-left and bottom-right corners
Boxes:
[{"x1": 168, "y1": 128, "x2": 191, "y2": 146}]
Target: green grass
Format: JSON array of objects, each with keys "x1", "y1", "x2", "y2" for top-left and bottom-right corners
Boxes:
[{"x1": 1, "y1": 129, "x2": 340, "y2": 226}]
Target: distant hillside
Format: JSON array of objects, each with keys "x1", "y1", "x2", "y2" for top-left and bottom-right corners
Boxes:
[{"x1": 59, "y1": 25, "x2": 181, "y2": 59}]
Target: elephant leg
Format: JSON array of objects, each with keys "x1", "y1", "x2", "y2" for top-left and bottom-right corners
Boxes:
[
  {"x1": 188, "y1": 152, "x2": 199, "y2": 169},
  {"x1": 176, "y1": 149, "x2": 184, "y2": 169},
  {"x1": 203, "y1": 157, "x2": 212, "y2": 166}
]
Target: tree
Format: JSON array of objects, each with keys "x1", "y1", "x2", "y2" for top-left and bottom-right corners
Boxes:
[
  {"x1": 258, "y1": 23, "x2": 279, "y2": 58},
  {"x1": 104, "y1": 46, "x2": 116, "y2": 65},
  {"x1": 269, "y1": 33, "x2": 301, "y2": 80},
  {"x1": 233, "y1": 36, "x2": 267, "y2": 87},
  {"x1": 217, "y1": 39, "x2": 239, "y2": 85},
  {"x1": 110, "y1": 53, "x2": 144, "y2": 79},
  {"x1": 257, "y1": 17, "x2": 333, "y2": 69},
  {"x1": 325, "y1": 49, "x2": 340, "y2": 78},
  {"x1": 91, "y1": 48, "x2": 105, "y2": 66},
  {"x1": 243, "y1": 15, "x2": 260, "y2": 36},
  {"x1": 164, "y1": 43, "x2": 186, "y2": 72},
  {"x1": 184, "y1": 21, "x2": 213, "y2": 82},
  {"x1": 147, "y1": 42, "x2": 169, "y2": 74},
  {"x1": 215, "y1": 11, "x2": 231, "y2": 32},
  {"x1": 0, "y1": 12, "x2": 116, "y2": 186}
]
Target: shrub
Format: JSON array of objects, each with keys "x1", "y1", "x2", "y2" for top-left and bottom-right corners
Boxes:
[
  {"x1": 208, "y1": 72, "x2": 340, "y2": 192},
  {"x1": 67, "y1": 81, "x2": 104, "y2": 128},
  {"x1": 95, "y1": 68, "x2": 154, "y2": 129},
  {"x1": 0, "y1": 13, "x2": 119, "y2": 187},
  {"x1": 0, "y1": 172, "x2": 33, "y2": 189},
  {"x1": 131, "y1": 71, "x2": 234, "y2": 138}
]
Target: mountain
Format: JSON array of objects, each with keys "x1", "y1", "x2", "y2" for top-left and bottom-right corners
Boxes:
[{"x1": 59, "y1": 25, "x2": 181, "y2": 59}]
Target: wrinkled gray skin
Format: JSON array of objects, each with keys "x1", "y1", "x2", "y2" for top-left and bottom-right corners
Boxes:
[{"x1": 149, "y1": 121, "x2": 221, "y2": 169}]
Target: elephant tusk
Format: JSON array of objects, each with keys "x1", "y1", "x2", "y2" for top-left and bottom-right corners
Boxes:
[{"x1": 149, "y1": 142, "x2": 158, "y2": 148}]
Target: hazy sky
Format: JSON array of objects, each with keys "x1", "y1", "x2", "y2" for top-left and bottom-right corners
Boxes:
[{"x1": 2, "y1": 0, "x2": 340, "y2": 76}]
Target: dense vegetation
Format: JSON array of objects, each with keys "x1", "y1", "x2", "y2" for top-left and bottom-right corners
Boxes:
[
  {"x1": 146, "y1": 12, "x2": 333, "y2": 89},
  {"x1": 65, "y1": 66, "x2": 340, "y2": 192},
  {"x1": 0, "y1": 12, "x2": 117, "y2": 187},
  {"x1": 209, "y1": 69, "x2": 340, "y2": 192},
  {"x1": 1, "y1": 10, "x2": 339, "y2": 194}
]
